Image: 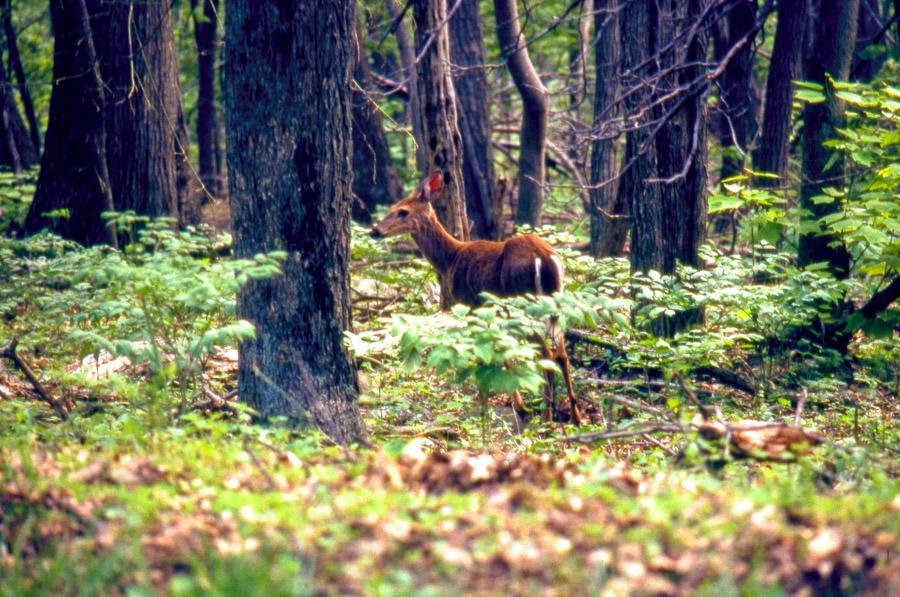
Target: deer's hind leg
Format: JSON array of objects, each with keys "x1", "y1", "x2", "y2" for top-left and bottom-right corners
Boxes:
[{"x1": 546, "y1": 317, "x2": 582, "y2": 425}]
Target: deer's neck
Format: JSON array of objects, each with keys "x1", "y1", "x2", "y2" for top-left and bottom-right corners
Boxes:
[{"x1": 412, "y1": 214, "x2": 464, "y2": 274}]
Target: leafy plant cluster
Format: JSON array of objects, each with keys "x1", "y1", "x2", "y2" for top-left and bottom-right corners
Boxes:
[
  {"x1": 351, "y1": 232, "x2": 888, "y2": 422},
  {"x1": 1, "y1": 214, "x2": 285, "y2": 406}
]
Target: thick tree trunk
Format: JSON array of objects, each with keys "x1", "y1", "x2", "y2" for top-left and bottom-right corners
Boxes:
[
  {"x1": 2, "y1": 0, "x2": 40, "y2": 156},
  {"x1": 225, "y1": 0, "x2": 366, "y2": 444},
  {"x1": 351, "y1": 21, "x2": 401, "y2": 223},
  {"x1": 494, "y1": 0, "x2": 549, "y2": 227},
  {"x1": 714, "y1": 0, "x2": 758, "y2": 180},
  {"x1": 412, "y1": 0, "x2": 470, "y2": 308},
  {"x1": 753, "y1": 0, "x2": 807, "y2": 186},
  {"x1": 798, "y1": 0, "x2": 858, "y2": 278},
  {"x1": 621, "y1": 0, "x2": 663, "y2": 275},
  {"x1": 657, "y1": 0, "x2": 709, "y2": 333},
  {"x1": 410, "y1": 0, "x2": 468, "y2": 241},
  {"x1": 24, "y1": 0, "x2": 115, "y2": 247},
  {"x1": 190, "y1": 0, "x2": 222, "y2": 201},
  {"x1": 388, "y1": 0, "x2": 427, "y2": 172},
  {"x1": 589, "y1": 0, "x2": 627, "y2": 257},
  {"x1": 93, "y1": 0, "x2": 180, "y2": 221},
  {"x1": 657, "y1": 0, "x2": 708, "y2": 270},
  {"x1": 450, "y1": 0, "x2": 499, "y2": 240}
]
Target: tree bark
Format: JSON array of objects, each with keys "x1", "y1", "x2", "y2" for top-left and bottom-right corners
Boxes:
[
  {"x1": 190, "y1": 0, "x2": 223, "y2": 201},
  {"x1": 621, "y1": 0, "x2": 663, "y2": 275},
  {"x1": 494, "y1": 0, "x2": 549, "y2": 227},
  {"x1": 798, "y1": 0, "x2": 858, "y2": 278},
  {"x1": 714, "y1": 0, "x2": 758, "y2": 180},
  {"x1": 24, "y1": 0, "x2": 115, "y2": 247},
  {"x1": 657, "y1": 0, "x2": 708, "y2": 270},
  {"x1": 412, "y1": 0, "x2": 470, "y2": 308},
  {"x1": 411, "y1": 0, "x2": 468, "y2": 241},
  {"x1": 93, "y1": 0, "x2": 180, "y2": 221},
  {"x1": 589, "y1": 0, "x2": 627, "y2": 257},
  {"x1": 225, "y1": 0, "x2": 366, "y2": 445},
  {"x1": 351, "y1": 20, "x2": 401, "y2": 223},
  {"x1": 2, "y1": 0, "x2": 40, "y2": 156},
  {"x1": 450, "y1": 0, "x2": 499, "y2": 239},
  {"x1": 850, "y1": 0, "x2": 887, "y2": 82},
  {"x1": 388, "y1": 0, "x2": 427, "y2": 172},
  {"x1": 175, "y1": 97, "x2": 202, "y2": 227},
  {"x1": 753, "y1": 0, "x2": 807, "y2": 185}
]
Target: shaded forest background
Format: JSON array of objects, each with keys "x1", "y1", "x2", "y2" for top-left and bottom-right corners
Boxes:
[{"x1": 0, "y1": 0, "x2": 898, "y2": 594}]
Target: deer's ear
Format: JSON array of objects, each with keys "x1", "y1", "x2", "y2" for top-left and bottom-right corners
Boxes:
[{"x1": 420, "y1": 171, "x2": 443, "y2": 202}]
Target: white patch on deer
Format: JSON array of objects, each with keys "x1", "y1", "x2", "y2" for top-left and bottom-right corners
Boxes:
[
  {"x1": 550, "y1": 255, "x2": 564, "y2": 292},
  {"x1": 534, "y1": 258, "x2": 543, "y2": 294}
]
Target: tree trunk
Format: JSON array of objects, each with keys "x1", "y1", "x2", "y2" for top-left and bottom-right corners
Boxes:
[
  {"x1": 621, "y1": 0, "x2": 663, "y2": 275},
  {"x1": 0, "y1": 29, "x2": 36, "y2": 172},
  {"x1": 175, "y1": 97, "x2": 202, "y2": 227},
  {"x1": 23, "y1": 0, "x2": 115, "y2": 247},
  {"x1": 225, "y1": 0, "x2": 366, "y2": 445},
  {"x1": 494, "y1": 0, "x2": 549, "y2": 227},
  {"x1": 652, "y1": 0, "x2": 709, "y2": 334},
  {"x1": 850, "y1": 0, "x2": 887, "y2": 81},
  {"x1": 798, "y1": 0, "x2": 858, "y2": 278},
  {"x1": 412, "y1": 0, "x2": 470, "y2": 309},
  {"x1": 2, "y1": 0, "x2": 40, "y2": 156},
  {"x1": 388, "y1": 0, "x2": 427, "y2": 172},
  {"x1": 657, "y1": 0, "x2": 708, "y2": 270},
  {"x1": 93, "y1": 0, "x2": 180, "y2": 221},
  {"x1": 589, "y1": 0, "x2": 627, "y2": 257},
  {"x1": 190, "y1": 0, "x2": 222, "y2": 201},
  {"x1": 450, "y1": 0, "x2": 499, "y2": 240},
  {"x1": 351, "y1": 20, "x2": 401, "y2": 223},
  {"x1": 714, "y1": 0, "x2": 758, "y2": 180},
  {"x1": 753, "y1": 0, "x2": 807, "y2": 186}
]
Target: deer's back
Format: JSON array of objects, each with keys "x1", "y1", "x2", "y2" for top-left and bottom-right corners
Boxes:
[{"x1": 449, "y1": 235, "x2": 563, "y2": 306}]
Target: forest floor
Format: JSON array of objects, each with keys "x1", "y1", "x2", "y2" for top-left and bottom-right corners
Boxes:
[{"x1": 0, "y1": 194, "x2": 897, "y2": 595}]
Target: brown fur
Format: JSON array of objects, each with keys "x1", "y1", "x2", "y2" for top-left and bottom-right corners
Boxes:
[{"x1": 371, "y1": 172, "x2": 582, "y2": 424}]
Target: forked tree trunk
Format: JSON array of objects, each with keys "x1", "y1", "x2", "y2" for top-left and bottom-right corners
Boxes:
[
  {"x1": 753, "y1": 0, "x2": 807, "y2": 185},
  {"x1": 589, "y1": 0, "x2": 627, "y2": 257},
  {"x1": 2, "y1": 0, "x2": 40, "y2": 156},
  {"x1": 225, "y1": 0, "x2": 366, "y2": 445},
  {"x1": 24, "y1": 0, "x2": 115, "y2": 247},
  {"x1": 190, "y1": 0, "x2": 223, "y2": 201},
  {"x1": 798, "y1": 0, "x2": 858, "y2": 278},
  {"x1": 0, "y1": 36, "x2": 36, "y2": 172},
  {"x1": 494, "y1": 0, "x2": 549, "y2": 227},
  {"x1": 450, "y1": 0, "x2": 499, "y2": 239},
  {"x1": 93, "y1": 0, "x2": 180, "y2": 221},
  {"x1": 351, "y1": 21, "x2": 401, "y2": 222}
]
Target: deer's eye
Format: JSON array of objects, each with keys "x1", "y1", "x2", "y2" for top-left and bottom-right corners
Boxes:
[{"x1": 397, "y1": 209, "x2": 409, "y2": 218}]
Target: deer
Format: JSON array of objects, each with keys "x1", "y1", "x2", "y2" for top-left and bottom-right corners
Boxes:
[{"x1": 370, "y1": 171, "x2": 583, "y2": 425}]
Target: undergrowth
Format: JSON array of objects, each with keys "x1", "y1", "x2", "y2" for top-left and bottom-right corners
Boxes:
[{"x1": 0, "y1": 197, "x2": 897, "y2": 594}]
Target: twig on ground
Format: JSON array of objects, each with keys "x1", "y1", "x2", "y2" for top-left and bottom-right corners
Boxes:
[
  {"x1": 560, "y1": 423, "x2": 684, "y2": 444},
  {"x1": 242, "y1": 436, "x2": 278, "y2": 491},
  {"x1": 0, "y1": 338, "x2": 69, "y2": 420},
  {"x1": 674, "y1": 371, "x2": 716, "y2": 420},
  {"x1": 794, "y1": 388, "x2": 808, "y2": 426}
]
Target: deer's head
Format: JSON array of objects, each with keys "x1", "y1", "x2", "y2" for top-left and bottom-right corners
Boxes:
[{"x1": 370, "y1": 171, "x2": 443, "y2": 238}]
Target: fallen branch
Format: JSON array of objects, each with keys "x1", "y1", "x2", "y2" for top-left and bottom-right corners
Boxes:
[
  {"x1": 0, "y1": 338, "x2": 69, "y2": 420},
  {"x1": 560, "y1": 423, "x2": 684, "y2": 443}
]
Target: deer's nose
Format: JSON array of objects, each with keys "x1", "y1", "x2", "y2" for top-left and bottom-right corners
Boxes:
[{"x1": 370, "y1": 227, "x2": 383, "y2": 239}]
